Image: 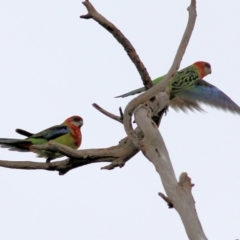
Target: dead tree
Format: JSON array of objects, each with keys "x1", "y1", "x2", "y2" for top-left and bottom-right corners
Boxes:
[{"x1": 0, "y1": 0, "x2": 208, "y2": 239}]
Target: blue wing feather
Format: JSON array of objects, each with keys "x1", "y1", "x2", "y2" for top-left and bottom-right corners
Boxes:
[
  {"x1": 31, "y1": 125, "x2": 70, "y2": 140},
  {"x1": 177, "y1": 79, "x2": 240, "y2": 114}
]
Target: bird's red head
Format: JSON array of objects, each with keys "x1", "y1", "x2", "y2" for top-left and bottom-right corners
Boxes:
[
  {"x1": 64, "y1": 116, "x2": 83, "y2": 128},
  {"x1": 193, "y1": 61, "x2": 212, "y2": 78}
]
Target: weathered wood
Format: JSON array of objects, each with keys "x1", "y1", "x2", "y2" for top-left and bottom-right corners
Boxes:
[{"x1": 134, "y1": 101, "x2": 207, "y2": 240}]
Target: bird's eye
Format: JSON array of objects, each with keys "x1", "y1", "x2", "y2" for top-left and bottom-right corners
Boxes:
[
  {"x1": 73, "y1": 117, "x2": 81, "y2": 122},
  {"x1": 205, "y1": 63, "x2": 211, "y2": 68}
]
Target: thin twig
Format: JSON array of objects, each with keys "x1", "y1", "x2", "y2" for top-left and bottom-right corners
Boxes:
[
  {"x1": 119, "y1": 107, "x2": 124, "y2": 121},
  {"x1": 158, "y1": 192, "x2": 174, "y2": 208},
  {"x1": 92, "y1": 103, "x2": 122, "y2": 123}
]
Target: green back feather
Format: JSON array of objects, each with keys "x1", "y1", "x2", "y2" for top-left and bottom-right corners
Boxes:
[{"x1": 116, "y1": 64, "x2": 200, "y2": 98}]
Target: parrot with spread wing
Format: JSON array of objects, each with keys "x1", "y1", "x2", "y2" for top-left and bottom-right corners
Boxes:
[
  {"x1": 116, "y1": 61, "x2": 240, "y2": 114},
  {"x1": 0, "y1": 116, "x2": 83, "y2": 162}
]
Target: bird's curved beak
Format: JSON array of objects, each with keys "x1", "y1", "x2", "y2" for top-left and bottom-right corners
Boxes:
[
  {"x1": 80, "y1": 120, "x2": 84, "y2": 127},
  {"x1": 205, "y1": 67, "x2": 212, "y2": 75}
]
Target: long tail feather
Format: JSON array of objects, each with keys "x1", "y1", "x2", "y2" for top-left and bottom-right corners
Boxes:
[
  {"x1": 115, "y1": 86, "x2": 145, "y2": 98},
  {"x1": 15, "y1": 128, "x2": 34, "y2": 137},
  {"x1": 0, "y1": 138, "x2": 32, "y2": 152}
]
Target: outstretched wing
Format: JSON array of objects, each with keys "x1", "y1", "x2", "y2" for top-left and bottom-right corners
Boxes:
[{"x1": 176, "y1": 79, "x2": 240, "y2": 114}]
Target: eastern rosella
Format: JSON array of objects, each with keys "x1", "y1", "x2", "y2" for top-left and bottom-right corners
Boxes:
[
  {"x1": 116, "y1": 61, "x2": 240, "y2": 113},
  {"x1": 0, "y1": 116, "x2": 83, "y2": 162}
]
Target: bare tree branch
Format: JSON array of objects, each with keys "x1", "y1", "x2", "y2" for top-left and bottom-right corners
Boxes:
[
  {"x1": 92, "y1": 103, "x2": 122, "y2": 123},
  {"x1": 0, "y1": 127, "x2": 141, "y2": 174},
  {"x1": 80, "y1": 0, "x2": 153, "y2": 91}
]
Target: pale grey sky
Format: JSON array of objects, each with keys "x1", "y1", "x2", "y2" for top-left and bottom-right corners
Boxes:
[{"x1": 0, "y1": 1, "x2": 240, "y2": 239}]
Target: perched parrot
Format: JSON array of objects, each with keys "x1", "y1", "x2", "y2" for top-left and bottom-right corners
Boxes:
[
  {"x1": 0, "y1": 116, "x2": 83, "y2": 162},
  {"x1": 116, "y1": 61, "x2": 240, "y2": 113}
]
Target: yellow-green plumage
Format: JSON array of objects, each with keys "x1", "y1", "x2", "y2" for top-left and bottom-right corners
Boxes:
[{"x1": 116, "y1": 62, "x2": 206, "y2": 98}]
